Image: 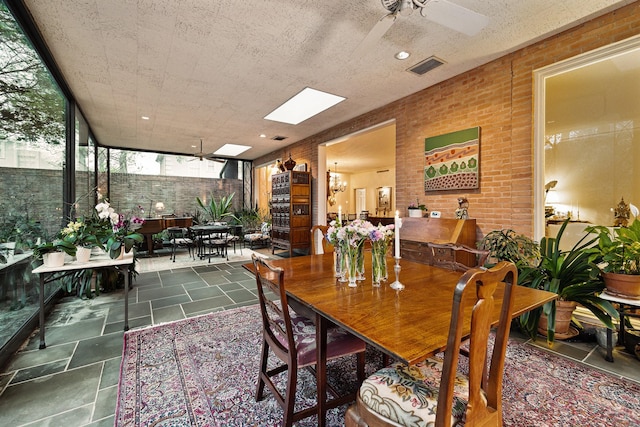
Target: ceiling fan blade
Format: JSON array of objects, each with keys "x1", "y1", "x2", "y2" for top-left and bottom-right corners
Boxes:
[
  {"x1": 353, "y1": 13, "x2": 396, "y2": 57},
  {"x1": 419, "y1": 0, "x2": 488, "y2": 36}
]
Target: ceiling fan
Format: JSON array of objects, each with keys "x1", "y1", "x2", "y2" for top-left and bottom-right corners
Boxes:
[
  {"x1": 355, "y1": 0, "x2": 489, "y2": 56},
  {"x1": 191, "y1": 139, "x2": 225, "y2": 163}
]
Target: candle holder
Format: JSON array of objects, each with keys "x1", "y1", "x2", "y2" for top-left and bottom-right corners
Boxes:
[{"x1": 389, "y1": 256, "x2": 404, "y2": 290}]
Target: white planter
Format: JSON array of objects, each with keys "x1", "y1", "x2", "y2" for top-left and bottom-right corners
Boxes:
[
  {"x1": 408, "y1": 209, "x2": 423, "y2": 218},
  {"x1": 76, "y1": 246, "x2": 92, "y2": 263},
  {"x1": 43, "y1": 252, "x2": 65, "y2": 268}
]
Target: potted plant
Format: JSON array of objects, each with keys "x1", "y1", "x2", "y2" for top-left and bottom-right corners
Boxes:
[
  {"x1": 196, "y1": 192, "x2": 238, "y2": 224},
  {"x1": 518, "y1": 219, "x2": 618, "y2": 344},
  {"x1": 407, "y1": 199, "x2": 427, "y2": 218},
  {"x1": 61, "y1": 218, "x2": 102, "y2": 262},
  {"x1": 585, "y1": 218, "x2": 640, "y2": 299},
  {"x1": 96, "y1": 201, "x2": 145, "y2": 259},
  {"x1": 33, "y1": 238, "x2": 77, "y2": 267},
  {"x1": 477, "y1": 228, "x2": 540, "y2": 270}
]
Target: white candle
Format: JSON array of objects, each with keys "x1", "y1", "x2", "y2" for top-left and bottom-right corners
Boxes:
[
  {"x1": 338, "y1": 206, "x2": 342, "y2": 223},
  {"x1": 394, "y1": 210, "x2": 401, "y2": 258}
]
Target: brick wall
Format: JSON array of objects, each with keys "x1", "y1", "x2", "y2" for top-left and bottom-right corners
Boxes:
[{"x1": 253, "y1": 2, "x2": 640, "y2": 239}]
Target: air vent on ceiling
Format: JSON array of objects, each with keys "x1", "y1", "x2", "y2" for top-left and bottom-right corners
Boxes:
[
  {"x1": 407, "y1": 56, "x2": 445, "y2": 76},
  {"x1": 271, "y1": 135, "x2": 288, "y2": 141}
]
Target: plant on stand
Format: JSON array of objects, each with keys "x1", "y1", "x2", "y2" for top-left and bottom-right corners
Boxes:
[
  {"x1": 96, "y1": 201, "x2": 145, "y2": 259},
  {"x1": 518, "y1": 219, "x2": 618, "y2": 344},
  {"x1": 32, "y1": 238, "x2": 77, "y2": 267},
  {"x1": 61, "y1": 218, "x2": 102, "y2": 262},
  {"x1": 585, "y1": 218, "x2": 640, "y2": 299}
]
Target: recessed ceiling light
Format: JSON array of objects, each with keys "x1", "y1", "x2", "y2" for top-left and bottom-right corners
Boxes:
[
  {"x1": 264, "y1": 87, "x2": 346, "y2": 125},
  {"x1": 141, "y1": 116, "x2": 149, "y2": 120},
  {"x1": 395, "y1": 51, "x2": 410, "y2": 60},
  {"x1": 213, "y1": 144, "x2": 251, "y2": 157},
  {"x1": 259, "y1": 134, "x2": 267, "y2": 138}
]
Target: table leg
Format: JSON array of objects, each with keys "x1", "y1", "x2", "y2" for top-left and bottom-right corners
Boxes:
[
  {"x1": 124, "y1": 265, "x2": 130, "y2": 331},
  {"x1": 38, "y1": 274, "x2": 46, "y2": 349},
  {"x1": 316, "y1": 313, "x2": 328, "y2": 427},
  {"x1": 605, "y1": 328, "x2": 614, "y2": 362}
]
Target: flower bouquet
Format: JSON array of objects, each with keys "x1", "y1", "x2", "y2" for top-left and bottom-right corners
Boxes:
[{"x1": 334, "y1": 219, "x2": 372, "y2": 287}]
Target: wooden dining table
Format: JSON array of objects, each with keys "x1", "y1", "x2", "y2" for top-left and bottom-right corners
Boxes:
[{"x1": 244, "y1": 253, "x2": 556, "y2": 426}]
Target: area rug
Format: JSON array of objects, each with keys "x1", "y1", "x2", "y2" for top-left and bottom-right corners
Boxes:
[{"x1": 115, "y1": 305, "x2": 640, "y2": 427}]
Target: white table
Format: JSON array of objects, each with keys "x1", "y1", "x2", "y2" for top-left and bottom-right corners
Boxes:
[
  {"x1": 600, "y1": 291, "x2": 640, "y2": 362},
  {"x1": 32, "y1": 252, "x2": 134, "y2": 349}
]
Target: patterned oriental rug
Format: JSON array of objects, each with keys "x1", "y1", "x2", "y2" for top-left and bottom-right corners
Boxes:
[{"x1": 115, "y1": 305, "x2": 640, "y2": 427}]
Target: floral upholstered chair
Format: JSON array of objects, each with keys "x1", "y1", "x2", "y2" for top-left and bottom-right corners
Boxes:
[
  {"x1": 244, "y1": 222, "x2": 271, "y2": 249},
  {"x1": 345, "y1": 261, "x2": 518, "y2": 427}
]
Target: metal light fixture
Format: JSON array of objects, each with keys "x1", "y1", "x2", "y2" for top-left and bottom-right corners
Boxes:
[{"x1": 329, "y1": 162, "x2": 346, "y2": 194}]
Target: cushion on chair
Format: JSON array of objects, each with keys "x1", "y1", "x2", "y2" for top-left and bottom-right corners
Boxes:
[
  {"x1": 273, "y1": 314, "x2": 366, "y2": 368},
  {"x1": 358, "y1": 357, "x2": 469, "y2": 427}
]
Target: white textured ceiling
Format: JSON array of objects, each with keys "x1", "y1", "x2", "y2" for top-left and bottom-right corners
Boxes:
[{"x1": 22, "y1": 0, "x2": 635, "y2": 163}]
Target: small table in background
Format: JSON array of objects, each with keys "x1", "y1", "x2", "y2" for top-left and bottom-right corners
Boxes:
[
  {"x1": 32, "y1": 251, "x2": 134, "y2": 349},
  {"x1": 600, "y1": 291, "x2": 640, "y2": 362}
]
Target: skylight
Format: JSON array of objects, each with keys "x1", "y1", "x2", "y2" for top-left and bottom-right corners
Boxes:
[
  {"x1": 213, "y1": 144, "x2": 251, "y2": 157},
  {"x1": 264, "y1": 87, "x2": 346, "y2": 125}
]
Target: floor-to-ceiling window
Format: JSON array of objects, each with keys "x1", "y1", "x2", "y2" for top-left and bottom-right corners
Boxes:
[
  {"x1": 0, "y1": 1, "x2": 68, "y2": 366},
  {"x1": 534, "y1": 35, "x2": 640, "y2": 242}
]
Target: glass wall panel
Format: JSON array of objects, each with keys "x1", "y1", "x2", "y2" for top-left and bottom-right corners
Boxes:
[
  {"x1": 107, "y1": 149, "x2": 244, "y2": 223},
  {"x1": 0, "y1": 2, "x2": 66, "y2": 364}
]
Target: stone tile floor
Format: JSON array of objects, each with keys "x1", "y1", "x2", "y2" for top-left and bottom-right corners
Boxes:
[{"x1": 0, "y1": 249, "x2": 638, "y2": 426}]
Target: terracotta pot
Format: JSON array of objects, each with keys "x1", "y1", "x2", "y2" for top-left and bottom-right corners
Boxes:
[
  {"x1": 538, "y1": 300, "x2": 577, "y2": 338},
  {"x1": 602, "y1": 272, "x2": 640, "y2": 299}
]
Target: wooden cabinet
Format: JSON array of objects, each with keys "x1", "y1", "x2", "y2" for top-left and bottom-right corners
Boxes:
[
  {"x1": 271, "y1": 171, "x2": 311, "y2": 257},
  {"x1": 399, "y1": 217, "x2": 477, "y2": 267}
]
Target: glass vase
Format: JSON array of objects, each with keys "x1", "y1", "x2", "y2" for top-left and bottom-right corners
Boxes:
[
  {"x1": 334, "y1": 245, "x2": 343, "y2": 278},
  {"x1": 371, "y1": 242, "x2": 388, "y2": 286},
  {"x1": 356, "y1": 243, "x2": 365, "y2": 280},
  {"x1": 345, "y1": 245, "x2": 358, "y2": 287}
]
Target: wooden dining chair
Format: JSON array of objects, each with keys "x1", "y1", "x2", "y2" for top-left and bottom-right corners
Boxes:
[
  {"x1": 428, "y1": 242, "x2": 490, "y2": 272},
  {"x1": 252, "y1": 254, "x2": 366, "y2": 427},
  {"x1": 345, "y1": 261, "x2": 517, "y2": 427},
  {"x1": 310, "y1": 224, "x2": 334, "y2": 255}
]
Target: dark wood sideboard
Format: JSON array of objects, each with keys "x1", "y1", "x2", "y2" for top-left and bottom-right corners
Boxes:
[{"x1": 399, "y1": 217, "x2": 477, "y2": 267}]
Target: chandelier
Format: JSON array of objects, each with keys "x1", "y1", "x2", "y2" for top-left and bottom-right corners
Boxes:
[{"x1": 329, "y1": 162, "x2": 346, "y2": 194}]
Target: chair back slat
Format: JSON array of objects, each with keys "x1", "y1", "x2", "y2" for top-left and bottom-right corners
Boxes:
[
  {"x1": 436, "y1": 261, "x2": 517, "y2": 426},
  {"x1": 311, "y1": 225, "x2": 334, "y2": 255},
  {"x1": 252, "y1": 255, "x2": 296, "y2": 360}
]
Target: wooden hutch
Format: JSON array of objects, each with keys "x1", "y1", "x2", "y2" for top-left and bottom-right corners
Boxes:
[{"x1": 270, "y1": 170, "x2": 311, "y2": 257}]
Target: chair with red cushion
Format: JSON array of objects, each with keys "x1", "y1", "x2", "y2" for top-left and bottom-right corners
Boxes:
[{"x1": 252, "y1": 254, "x2": 366, "y2": 427}]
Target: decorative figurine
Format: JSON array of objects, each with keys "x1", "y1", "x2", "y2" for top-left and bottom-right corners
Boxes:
[
  {"x1": 614, "y1": 197, "x2": 630, "y2": 227},
  {"x1": 455, "y1": 197, "x2": 469, "y2": 219}
]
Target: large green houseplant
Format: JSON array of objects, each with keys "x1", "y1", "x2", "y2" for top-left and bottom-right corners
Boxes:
[
  {"x1": 196, "y1": 192, "x2": 238, "y2": 224},
  {"x1": 585, "y1": 218, "x2": 640, "y2": 299},
  {"x1": 518, "y1": 219, "x2": 618, "y2": 344}
]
